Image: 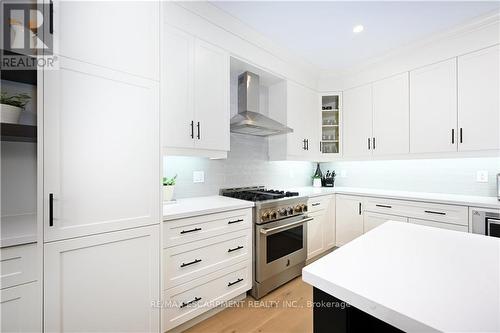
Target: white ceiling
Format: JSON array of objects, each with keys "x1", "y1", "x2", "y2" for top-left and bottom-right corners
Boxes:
[{"x1": 211, "y1": 1, "x2": 500, "y2": 71}]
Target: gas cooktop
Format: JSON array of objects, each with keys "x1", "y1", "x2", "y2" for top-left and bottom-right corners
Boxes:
[{"x1": 221, "y1": 187, "x2": 300, "y2": 202}]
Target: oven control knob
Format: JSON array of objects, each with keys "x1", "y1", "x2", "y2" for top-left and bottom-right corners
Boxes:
[
  {"x1": 301, "y1": 204, "x2": 308, "y2": 212},
  {"x1": 261, "y1": 211, "x2": 270, "y2": 221},
  {"x1": 279, "y1": 208, "x2": 287, "y2": 216},
  {"x1": 286, "y1": 207, "x2": 294, "y2": 215},
  {"x1": 270, "y1": 210, "x2": 277, "y2": 220},
  {"x1": 294, "y1": 205, "x2": 303, "y2": 213}
]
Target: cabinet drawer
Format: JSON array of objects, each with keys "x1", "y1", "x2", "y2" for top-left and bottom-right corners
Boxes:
[
  {"x1": 163, "y1": 209, "x2": 252, "y2": 248},
  {"x1": 164, "y1": 229, "x2": 251, "y2": 288},
  {"x1": 307, "y1": 196, "x2": 330, "y2": 213},
  {"x1": 1, "y1": 243, "x2": 37, "y2": 290},
  {"x1": 364, "y1": 198, "x2": 468, "y2": 226},
  {"x1": 409, "y1": 218, "x2": 468, "y2": 233},
  {"x1": 163, "y1": 261, "x2": 250, "y2": 331}
]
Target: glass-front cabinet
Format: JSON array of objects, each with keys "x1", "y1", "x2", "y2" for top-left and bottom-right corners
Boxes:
[{"x1": 320, "y1": 93, "x2": 341, "y2": 156}]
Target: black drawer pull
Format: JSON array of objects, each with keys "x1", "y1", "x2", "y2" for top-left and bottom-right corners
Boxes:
[
  {"x1": 180, "y1": 259, "x2": 202, "y2": 268},
  {"x1": 180, "y1": 297, "x2": 202, "y2": 308},
  {"x1": 49, "y1": 193, "x2": 54, "y2": 226},
  {"x1": 376, "y1": 204, "x2": 392, "y2": 209},
  {"x1": 311, "y1": 203, "x2": 321, "y2": 207},
  {"x1": 228, "y1": 219, "x2": 244, "y2": 224},
  {"x1": 424, "y1": 210, "x2": 446, "y2": 216},
  {"x1": 228, "y1": 278, "x2": 243, "y2": 287},
  {"x1": 180, "y1": 227, "x2": 201, "y2": 234},
  {"x1": 228, "y1": 245, "x2": 244, "y2": 253}
]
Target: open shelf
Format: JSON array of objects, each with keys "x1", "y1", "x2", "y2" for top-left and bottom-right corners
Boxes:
[
  {"x1": 1, "y1": 123, "x2": 37, "y2": 142},
  {"x1": 321, "y1": 109, "x2": 339, "y2": 112}
]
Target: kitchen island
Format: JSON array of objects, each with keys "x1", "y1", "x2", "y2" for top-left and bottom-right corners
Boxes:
[{"x1": 302, "y1": 221, "x2": 500, "y2": 333}]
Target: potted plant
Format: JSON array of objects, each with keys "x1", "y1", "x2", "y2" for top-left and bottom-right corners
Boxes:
[
  {"x1": 162, "y1": 175, "x2": 177, "y2": 202},
  {"x1": 1, "y1": 91, "x2": 30, "y2": 124}
]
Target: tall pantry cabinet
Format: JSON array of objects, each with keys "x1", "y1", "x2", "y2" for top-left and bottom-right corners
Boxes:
[{"x1": 42, "y1": 1, "x2": 161, "y2": 332}]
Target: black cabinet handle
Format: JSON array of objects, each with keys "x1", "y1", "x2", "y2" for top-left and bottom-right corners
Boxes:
[
  {"x1": 180, "y1": 259, "x2": 202, "y2": 268},
  {"x1": 375, "y1": 204, "x2": 392, "y2": 209},
  {"x1": 424, "y1": 210, "x2": 446, "y2": 216},
  {"x1": 319, "y1": 142, "x2": 322, "y2": 153},
  {"x1": 302, "y1": 139, "x2": 307, "y2": 150},
  {"x1": 451, "y1": 129, "x2": 455, "y2": 144},
  {"x1": 49, "y1": 0, "x2": 54, "y2": 34},
  {"x1": 459, "y1": 128, "x2": 463, "y2": 144},
  {"x1": 49, "y1": 193, "x2": 54, "y2": 227},
  {"x1": 228, "y1": 245, "x2": 244, "y2": 253},
  {"x1": 228, "y1": 278, "x2": 244, "y2": 287},
  {"x1": 190, "y1": 121, "x2": 194, "y2": 139},
  {"x1": 228, "y1": 219, "x2": 243, "y2": 224},
  {"x1": 311, "y1": 203, "x2": 320, "y2": 207},
  {"x1": 197, "y1": 122, "x2": 200, "y2": 139},
  {"x1": 180, "y1": 297, "x2": 202, "y2": 308},
  {"x1": 358, "y1": 202, "x2": 362, "y2": 215},
  {"x1": 180, "y1": 227, "x2": 201, "y2": 234},
  {"x1": 373, "y1": 137, "x2": 376, "y2": 150},
  {"x1": 306, "y1": 139, "x2": 309, "y2": 151},
  {"x1": 368, "y1": 138, "x2": 371, "y2": 150}
]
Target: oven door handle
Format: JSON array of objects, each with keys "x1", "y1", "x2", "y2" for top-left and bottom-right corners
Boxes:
[{"x1": 259, "y1": 217, "x2": 313, "y2": 236}]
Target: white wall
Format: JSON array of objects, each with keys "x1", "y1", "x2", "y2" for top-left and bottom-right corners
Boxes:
[{"x1": 322, "y1": 157, "x2": 500, "y2": 197}]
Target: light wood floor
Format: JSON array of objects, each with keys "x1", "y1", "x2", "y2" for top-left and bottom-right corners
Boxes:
[{"x1": 184, "y1": 277, "x2": 313, "y2": 333}]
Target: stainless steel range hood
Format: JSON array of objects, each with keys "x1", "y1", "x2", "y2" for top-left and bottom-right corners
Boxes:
[{"x1": 230, "y1": 71, "x2": 293, "y2": 137}]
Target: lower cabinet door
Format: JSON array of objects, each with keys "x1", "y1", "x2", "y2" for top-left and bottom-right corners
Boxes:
[
  {"x1": 336, "y1": 195, "x2": 364, "y2": 246},
  {"x1": 324, "y1": 196, "x2": 336, "y2": 250},
  {"x1": 409, "y1": 218, "x2": 468, "y2": 233},
  {"x1": 44, "y1": 225, "x2": 160, "y2": 332},
  {"x1": 307, "y1": 210, "x2": 326, "y2": 259},
  {"x1": 364, "y1": 212, "x2": 407, "y2": 233},
  {"x1": 1, "y1": 282, "x2": 40, "y2": 332}
]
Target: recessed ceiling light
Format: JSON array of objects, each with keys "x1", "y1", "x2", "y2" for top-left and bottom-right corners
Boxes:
[{"x1": 353, "y1": 25, "x2": 364, "y2": 33}]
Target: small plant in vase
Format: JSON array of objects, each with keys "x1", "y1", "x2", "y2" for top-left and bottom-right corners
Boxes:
[
  {"x1": 1, "y1": 91, "x2": 30, "y2": 124},
  {"x1": 162, "y1": 175, "x2": 177, "y2": 202}
]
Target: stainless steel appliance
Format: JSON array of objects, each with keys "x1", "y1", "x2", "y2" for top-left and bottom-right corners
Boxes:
[
  {"x1": 221, "y1": 186, "x2": 310, "y2": 299},
  {"x1": 230, "y1": 71, "x2": 293, "y2": 137},
  {"x1": 471, "y1": 207, "x2": 500, "y2": 238}
]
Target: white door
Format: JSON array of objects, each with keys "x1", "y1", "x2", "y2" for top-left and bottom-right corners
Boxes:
[
  {"x1": 1, "y1": 282, "x2": 40, "y2": 332},
  {"x1": 44, "y1": 225, "x2": 160, "y2": 332},
  {"x1": 364, "y1": 212, "x2": 407, "y2": 233},
  {"x1": 458, "y1": 45, "x2": 500, "y2": 152},
  {"x1": 343, "y1": 84, "x2": 372, "y2": 158},
  {"x1": 304, "y1": 86, "x2": 321, "y2": 160},
  {"x1": 372, "y1": 73, "x2": 410, "y2": 155},
  {"x1": 51, "y1": 0, "x2": 159, "y2": 80},
  {"x1": 307, "y1": 210, "x2": 325, "y2": 259},
  {"x1": 194, "y1": 39, "x2": 230, "y2": 152},
  {"x1": 410, "y1": 58, "x2": 457, "y2": 153},
  {"x1": 286, "y1": 81, "x2": 309, "y2": 157},
  {"x1": 335, "y1": 195, "x2": 364, "y2": 246},
  {"x1": 324, "y1": 196, "x2": 336, "y2": 249},
  {"x1": 44, "y1": 58, "x2": 160, "y2": 242},
  {"x1": 162, "y1": 26, "x2": 195, "y2": 150},
  {"x1": 409, "y1": 218, "x2": 468, "y2": 232}
]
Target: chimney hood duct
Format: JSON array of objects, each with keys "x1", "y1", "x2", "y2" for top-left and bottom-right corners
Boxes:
[{"x1": 230, "y1": 71, "x2": 293, "y2": 137}]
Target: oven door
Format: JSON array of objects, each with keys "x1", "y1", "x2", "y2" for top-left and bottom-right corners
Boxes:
[
  {"x1": 486, "y1": 217, "x2": 500, "y2": 238},
  {"x1": 255, "y1": 215, "x2": 311, "y2": 282}
]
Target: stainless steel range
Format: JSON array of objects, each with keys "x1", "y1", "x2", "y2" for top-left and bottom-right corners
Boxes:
[{"x1": 221, "y1": 186, "x2": 311, "y2": 299}]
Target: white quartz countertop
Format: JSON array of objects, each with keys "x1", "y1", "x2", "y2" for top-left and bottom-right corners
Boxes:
[
  {"x1": 1, "y1": 214, "x2": 37, "y2": 248},
  {"x1": 302, "y1": 221, "x2": 500, "y2": 333},
  {"x1": 288, "y1": 186, "x2": 500, "y2": 209},
  {"x1": 163, "y1": 196, "x2": 254, "y2": 221}
]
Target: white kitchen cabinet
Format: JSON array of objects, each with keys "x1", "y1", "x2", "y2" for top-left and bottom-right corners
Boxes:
[
  {"x1": 44, "y1": 225, "x2": 160, "y2": 332},
  {"x1": 43, "y1": 58, "x2": 160, "y2": 242},
  {"x1": 364, "y1": 212, "x2": 407, "y2": 233},
  {"x1": 343, "y1": 84, "x2": 372, "y2": 158},
  {"x1": 1, "y1": 282, "x2": 40, "y2": 332},
  {"x1": 335, "y1": 195, "x2": 364, "y2": 246},
  {"x1": 52, "y1": 0, "x2": 159, "y2": 80},
  {"x1": 372, "y1": 73, "x2": 410, "y2": 155},
  {"x1": 307, "y1": 196, "x2": 335, "y2": 259},
  {"x1": 307, "y1": 210, "x2": 326, "y2": 259},
  {"x1": 458, "y1": 45, "x2": 500, "y2": 152},
  {"x1": 320, "y1": 94, "x2": 342, "y2": 156},
  {"x1": 324, "y1": 196, "x2": 336, "y2": 249},
  {"x1": 410, "y1": 58, "x2": 457, "y2": 154},
  {"x1": 409, "y1": 218, "x2": 468, "y2": 233},
  {"x1": 162, "y1": 26, "x2": 230, "y2": 158}
]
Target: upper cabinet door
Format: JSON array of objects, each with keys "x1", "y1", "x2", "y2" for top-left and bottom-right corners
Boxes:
[
  {"x1": 52, "y1": 1, "x2": 159, "y2": 80},
  {"x1": 343, "y1": 84, "x2": 372, "y2": 158},
  {"x1": 410, "y1": 58, "x2": 457, "y2": 154},
  {"x1": 303, "y1": 85, "x2": 321, "y2": 159},
  {"x1": 193, "y1": 40, "x2": 230, "y2": 152},
  {"x1": 162, "y1": 26, "x2": 195, "y2": 150},
  {"x1": 286, "y1": 81, "x2": 309, "y2": 157},
  {"x1": 372, "y1": 73, "x2": 409, "y2": 156},
  {"x1": 44, "y1": 59, "x2": 160, "y2": 242},
  {"x1": 458, "y1": 45, "x2": 500, "y2": 152}
]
